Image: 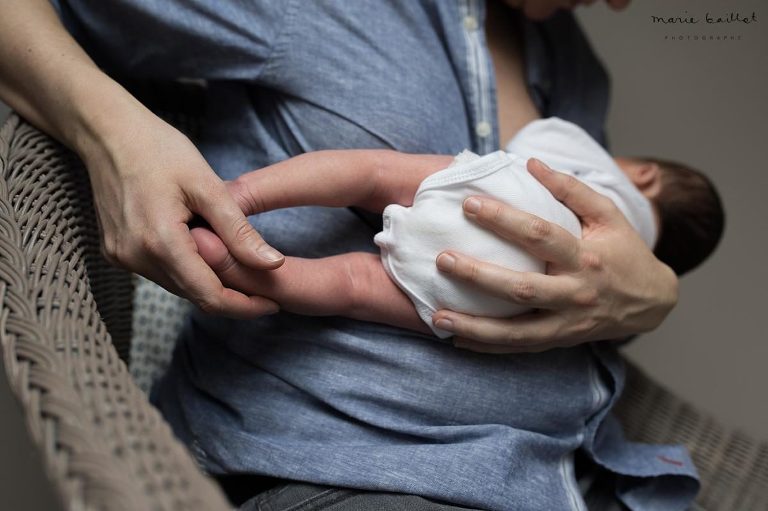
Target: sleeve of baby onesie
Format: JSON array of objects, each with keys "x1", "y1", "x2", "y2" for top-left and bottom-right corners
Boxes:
[{"x1": 375, "y1": 151, "x2": 548, "y2": 339}]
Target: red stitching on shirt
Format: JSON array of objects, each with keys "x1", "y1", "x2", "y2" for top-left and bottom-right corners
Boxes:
[{"x1": 657, "y1": 455, "x2": 684, "y2": 467}]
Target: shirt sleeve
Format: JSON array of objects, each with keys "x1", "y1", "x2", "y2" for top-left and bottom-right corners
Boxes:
[{"x1": 49, "y1": 0, "x2": 292, "y2": 81}]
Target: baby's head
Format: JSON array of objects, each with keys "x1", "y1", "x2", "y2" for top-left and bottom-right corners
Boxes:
[{"x1": 614, "y1": 157, "x2": 725, "y2": 276}]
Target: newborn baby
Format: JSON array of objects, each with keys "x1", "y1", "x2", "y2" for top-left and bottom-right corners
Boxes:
[
  {"x1": 192, "y1": 117, "x2": 724, "y2": 336},
  {"x1": 373, "y1": 118, "x2": 723, "y2": 336}
]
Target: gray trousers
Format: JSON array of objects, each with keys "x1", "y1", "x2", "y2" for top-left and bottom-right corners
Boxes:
[{"x1": 237, "y1": 482, "x2": 630, "y2": 511}]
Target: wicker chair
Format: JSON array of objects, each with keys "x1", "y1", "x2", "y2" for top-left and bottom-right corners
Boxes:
[{"x1": 1, "y1": 106, "x2": 766, "y2": 510}]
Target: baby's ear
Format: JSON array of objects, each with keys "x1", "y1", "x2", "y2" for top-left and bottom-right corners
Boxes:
[
  {"x1": 633, "y1": 161, "x2": 663, "y2": 199},
  {"x1": 616, "y1": 157, "x2": 662, "y2": 197},
  {"x1": 636, "y1": 161, "x2": 661, "y2": 184}
]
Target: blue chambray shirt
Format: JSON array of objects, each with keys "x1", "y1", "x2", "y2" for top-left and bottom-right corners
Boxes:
[{"x1": 52, "y1": 1, "x2": 699, "y2": 509}]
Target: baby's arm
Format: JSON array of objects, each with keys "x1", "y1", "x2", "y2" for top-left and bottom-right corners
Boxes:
[
  {"x1": 227, "y1": 149, "x2": 453, "y2": 214},
  {"x1": 191, "y1": 227, "x2": 431, "y2": 334},
  {"x1": 192, "y1": 150, "x2": 453, "y2": 333}
]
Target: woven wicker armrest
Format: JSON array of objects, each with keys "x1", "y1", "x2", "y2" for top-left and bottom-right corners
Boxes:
[
  {"x1": 0, "y1": 115, "x2": 230, "y2": 511},
  {"x1": 616, "y1": 360, "x2": 768, "y2": 510}
]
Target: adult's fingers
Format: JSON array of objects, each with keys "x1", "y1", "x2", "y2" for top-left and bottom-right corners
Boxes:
[
  {"x1": 190, "y1": 226, "x2": 270, "y2": 296},
  {"x1": 526, "y1": 158, "x2": 623, "y2": 226},
  {"x1": 435, "y1": 252, "x2": 583, "y2": 309},
  {"x1": 462, "y1": 196, "x2": 581, "y2": 270},
  {"x1": 157, "y1": 223, "x2": 279, "y2": 318},
  {"x1": 431, "y1": 309, "x2": 566, "y2": 347},
  {"x1": 188, "y1": 180, "x2": 285, "y2": 270}
]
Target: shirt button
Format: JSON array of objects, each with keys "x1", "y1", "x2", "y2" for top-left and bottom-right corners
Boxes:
[
  {"x1": 463, "y1": 15, "x2": 479, "y2": 31},
  {"x1": 475, "y1": 121, "x2": 492, "y2": 138}
]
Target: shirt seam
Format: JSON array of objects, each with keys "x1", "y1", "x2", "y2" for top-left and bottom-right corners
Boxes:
[{"x1": 261, "y1": 0, "x2": 300, "y2": 84}]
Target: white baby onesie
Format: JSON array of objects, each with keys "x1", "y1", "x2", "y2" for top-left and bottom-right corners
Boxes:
[{"x1": 373, "y1": 117, "x2": 657, "y2": 338}]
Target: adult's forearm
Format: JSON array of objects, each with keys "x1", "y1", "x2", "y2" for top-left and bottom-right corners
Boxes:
[
  {"x1": 0, "y1": 0, "x2": 285, "y2": 318},
  {"x1": 0, "y1": 0, "x2": 147, "y2": 160}
]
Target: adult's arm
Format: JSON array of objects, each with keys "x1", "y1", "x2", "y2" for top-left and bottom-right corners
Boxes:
[
  {"x1": 0, "y1": 0, "x2": 284, "y2": 317},
  {"x1": 431, "y1": 158, "x2": 678, "y2": 352}
]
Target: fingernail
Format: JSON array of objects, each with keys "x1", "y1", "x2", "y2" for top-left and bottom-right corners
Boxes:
[
  {"x1": 464, "y1": 198, "x2": 481, "y2": 214},
  {"x1": 436, "y1": 253, "x2": 456, "y2": 273},
  {"x1": 434, "y1": 318, "x2": 454, "y2": 331},
  {"x1": 258, "y1": 246, "x2": 284, "y2": 262},
  {"x1": 265, "y1": 305, "x2": 281, "y2": 315}
]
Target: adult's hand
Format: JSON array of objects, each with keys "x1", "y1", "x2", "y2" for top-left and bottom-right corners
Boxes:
[
  {"x1": 0, "y1": 0, "x2": 283, "y2": 317},
  {"x1": 83, "y1": 109, "x2": 285, "y2": 317},
  {"x1": 431, "y1": 158, "x2": 678, "y2": 353}
]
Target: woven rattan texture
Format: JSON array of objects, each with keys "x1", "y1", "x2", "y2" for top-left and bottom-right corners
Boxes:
[
  {"x1": 0, "y1": 115, "x2": 229, "y2": 510},
  {"x1": 616, "y1": 361, "x2": 768, "y2": 510}
]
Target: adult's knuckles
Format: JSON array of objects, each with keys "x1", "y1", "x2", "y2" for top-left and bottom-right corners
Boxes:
[
  {"x1": 579, "y1": 251, "x2": 604, "y2": 271},
  {"x1": 507, "y1": 277, "x2": 536, "y2": 303},
  {"x1": 571, "y1": 315, "x2": 602, "y2": 338},
  {"x1": 196, "y1": 293, "x2": 225, "y2": 315},
  {"x1": 228, "y1": 178, "x2": 265, "y2": 214},
  {"x1": 524, "y1": 217, "x2": 553, "y2": 245},
  {"x1": 139, "y1": 231, "x2": 166, "y2": 257},
  {"x1": 573, "y1": 288, "x2": 600, "y2": 307},
  {"x1": 101, "y1": 233, "x2": 144, "y2": 267},
  {"x1": 229, "y1": 216, "x2": 261, "y2": 245},
  {"x1": 477, "y1": 200, "x2": 507, "y2": 226},
  {"x1": 455, "y1": 258, "x2": 482, "y2": 282}
]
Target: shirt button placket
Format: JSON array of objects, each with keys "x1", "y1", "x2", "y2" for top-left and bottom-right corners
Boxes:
[
  {"x1": 475, "y1": 121, "x2": 492, "y2": 139},
  {"x1": 463, "y1": 15, "x2": 479, "y2": 31}
]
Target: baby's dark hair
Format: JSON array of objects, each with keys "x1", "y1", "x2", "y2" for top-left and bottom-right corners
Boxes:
[{"x1": 645, "y1": 158, "x2": 725, "y2": 276}]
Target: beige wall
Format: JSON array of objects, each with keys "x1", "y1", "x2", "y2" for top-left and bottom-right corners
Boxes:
[{"x1": 577, "y1": 0, "x2": 768, "y2": 439}]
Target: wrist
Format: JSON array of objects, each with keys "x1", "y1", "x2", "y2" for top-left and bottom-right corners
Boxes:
[
  {"x1": 67, "y1": 75, "x2": 156, "y2": 168},
  {"x1": 342, "y1": 252, "x2": 380, "y2": 321}
]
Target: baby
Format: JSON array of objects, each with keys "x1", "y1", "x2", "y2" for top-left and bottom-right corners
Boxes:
[{"x1": 191, "y1": 117, "x2": 724, "y2": 336}]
